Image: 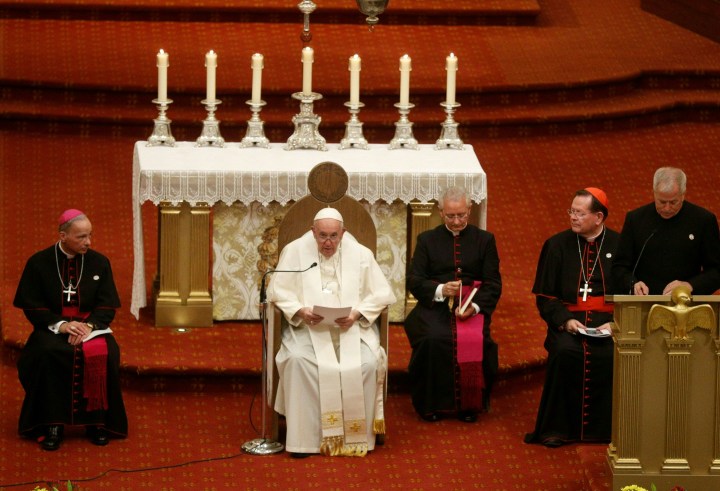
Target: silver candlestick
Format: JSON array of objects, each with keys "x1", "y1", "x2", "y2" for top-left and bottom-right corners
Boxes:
[
  {"x1": 147, "y1": 98, "x2": 176, "y2": 147},
  {"x1": 435, "y1": 102, "x2": 464, "y2": 150},
  {"x1": 196, "y1": 99, "x2": 225, "y2": 147},
  {"x1": 285, "y1": 92, "x2": 327, "y2": 151},
  {"x1": 298, "y1": 0, "x2": 316, "y2": 42},
  {"x1": 339, "y1": 102, "x2": 369, "y2": 150},
  {"x1": 389, "y1": 102, "x2": 419, "y2": 150},
  {"x1": 240, "y1": 100, "x2": 270, "y2": 148}
]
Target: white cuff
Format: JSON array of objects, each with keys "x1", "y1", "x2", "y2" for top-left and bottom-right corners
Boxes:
[
  {"x1": 433, "y1": 284, "x2": 445, "y2": 302},
  {"x1": 49, "y1": 321, "x2": 65, "y2": 334}
]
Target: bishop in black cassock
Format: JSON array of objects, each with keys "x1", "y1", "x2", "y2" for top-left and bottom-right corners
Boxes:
[
  {"x1": 14, "y1": 209, "x2": 127, "y2": 450},
  {"x1": 525, "y1": 188, "x2": 619, "y2": 447},
  {"x1": 404, "y1": 187, "x2": 502, "y2": 422}
]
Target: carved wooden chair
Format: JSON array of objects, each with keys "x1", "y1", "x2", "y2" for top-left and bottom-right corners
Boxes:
[{"x1": 266, "y1": 162, "x2": 389, "y2": 443}]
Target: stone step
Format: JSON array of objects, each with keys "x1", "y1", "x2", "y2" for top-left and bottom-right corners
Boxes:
[{"x1": 4, "y1": 80, "x2": 719, "y2": 140}]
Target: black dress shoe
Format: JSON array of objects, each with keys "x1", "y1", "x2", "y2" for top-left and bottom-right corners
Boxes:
[
  {"x1": 87, "y1": 426, "x2": 109, "y2": 446},
  {"x1": 41, "y1": 425, "x2": 63, "y2": 451},
  {"x1": 290, "y1": 452, "x2": 310, "y2": 459},
  {"x1": 457, "y1": 411, "x2": 478, "y2": 423},
  {"x1": 421, "y1": 412, "x2": 440, "y2": 422},
  {"x1": 375, "y1": 434, "x2": 385, "y2": 446},
  {"x1": 542, "y1": 437, "x2": 564, "y2": 448}
]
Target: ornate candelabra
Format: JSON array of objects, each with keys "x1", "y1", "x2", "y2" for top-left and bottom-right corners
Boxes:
[
  {"x1": 240, "y1": 100, "x2": 270, "y2": 148},
  {"x1": 388, "y1": 103, "x2": 418, "y2": 150},
  {"x1": 339, "y1": 102, "x2": 369, "y2": 150},
  {"x1": 435, "y1": 102, "x2": 464, "y2": 150},
  {"x1": 196, "y1": 99, "x2": 225, "y2": 147},
  {"x1": 147, "y1": 99, "x2": 176, "y2": 147},
  {"x1": 285, "y1": 92, "x2": 327, "y2": 151}
]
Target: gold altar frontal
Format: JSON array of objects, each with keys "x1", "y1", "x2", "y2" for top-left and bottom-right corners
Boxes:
[{"x1": 153, "y1": 202, "x2": 213, "y2": 327}]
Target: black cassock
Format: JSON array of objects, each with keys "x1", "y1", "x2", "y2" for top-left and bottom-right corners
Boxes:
[
  {"x1": 404, "y1": 224, "x2": 502, "y2": 416},
  {"x1": 525, "y1": 227, "x2": 619, "y2": 445},
  {"x1": 13, "y1": 243, "x2": 127, "y2": 438},
  {"x1": 612, "y1": 201, "x2": 720, "y2": 295}
]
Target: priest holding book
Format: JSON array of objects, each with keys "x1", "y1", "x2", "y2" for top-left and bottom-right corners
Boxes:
[
  {"x1": 14, "y1": 209, "x2": 127, "y2": 451},
  {"x1": 524, "y1": 188, "x2": 619, "y2": 447},
  {"x1": 404, "y1": 186, "x2": 502, "y2": 423}
]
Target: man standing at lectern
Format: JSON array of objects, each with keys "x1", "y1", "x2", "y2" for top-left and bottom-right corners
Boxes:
[
  {"x1": 268, "y1": 207, "x2": 396, "y2": 458},
  {"x1": 612, "y1": 167, "x2": 720, "y2": 296},
  {"x1": 14, "y1": 209, "x2": 127, "y2": 451}
]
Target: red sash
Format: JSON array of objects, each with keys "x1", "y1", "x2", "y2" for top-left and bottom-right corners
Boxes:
[
  {"x1": 83, "y1": 337, "x2": 109, "y2": 411},
  {"x1": 456, "y1": 281, "x2": 484, "y2": 411},
  {"x1": 63, "y1": 306, "x2": 109, "y2": 411},
  {"x1": 566, "y1": 295, "x2": 614, "y2": 313}
]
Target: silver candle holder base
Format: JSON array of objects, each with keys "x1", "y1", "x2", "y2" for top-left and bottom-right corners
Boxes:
[
  {"x1": 435, "y1": 102, "x2": 464, "y2": 150},
  {"x1": 196, "y1": 99, "x2": 225, "y2": 147},
  {"x1": 285, "y1": 92, "x2": 327, "y2": 151},
  {"x1": 240, "y1": 100, "x2": 270, "y2": 148},
  {"x1": 339, "y1": 102, "x2": 369, "y2": 150},
  {"x1": 147, "y1": 99, "x2": 176, "y2": 147},
  {"x1": 389, "y1": 103, "x2": 419, "y2": 150}
]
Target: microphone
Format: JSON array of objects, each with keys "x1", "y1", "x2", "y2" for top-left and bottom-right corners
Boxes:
[
  {"x1": 629, "y1": 230, "x2": 656, "y2": 294},
  {"x1": 259, "y1": 262, "x2": 318, "y2": 305},
  {"x1": 245, "y1": 260, "x2": 318, "y2": 456}
]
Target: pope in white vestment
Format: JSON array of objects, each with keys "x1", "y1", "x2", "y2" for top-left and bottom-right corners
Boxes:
[{"x1": 268, "y1": 208, "x2": 396, "y2": 457}]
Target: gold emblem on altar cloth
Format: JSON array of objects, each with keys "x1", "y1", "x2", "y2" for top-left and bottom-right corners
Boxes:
[{"x1": 647, "y1": 285, "x2": 716, "y2": 339}]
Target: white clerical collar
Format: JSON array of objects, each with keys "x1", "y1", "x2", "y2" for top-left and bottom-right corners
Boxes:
[
  {"x1": 445, "y1": 224, "x2": 467, "y2": 237},
  {"x1": 582, "y1": 225, "x2": 605, "y2": 243},
  {"x1": 57, "y1": 241, "x2": 76, "y2": 259}
]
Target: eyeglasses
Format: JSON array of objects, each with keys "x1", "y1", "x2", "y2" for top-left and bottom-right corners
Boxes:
[
  {"x1": 443, "y1": 212, "x2": 469, "y2": 221},
  {"x1": 567, "y1": 209, "x2": 590, "y2": 218},
  {"x1": 316, "y1": 233, "x2": 341, "y2": 243}
]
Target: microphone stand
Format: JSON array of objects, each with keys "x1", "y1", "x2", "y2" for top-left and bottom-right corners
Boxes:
[
  {"x1": 242, "y1": 269, "x2": 284, "y2": 455},
  {"x1": 242, "y1": 262, "x2": 317, "y2": 455}
]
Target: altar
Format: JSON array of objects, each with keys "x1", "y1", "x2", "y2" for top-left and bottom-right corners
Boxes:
[{"x1": 132, "y1": 141, "x2": 487, "y2": 325}]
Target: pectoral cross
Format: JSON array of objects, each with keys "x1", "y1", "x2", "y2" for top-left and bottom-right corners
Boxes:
[
  {"x1": 579, "y1": 282, "x2": 592, "y2": 302},
  {"x1": 63, "y1": 281, "x2": 76, "y2": 302}
]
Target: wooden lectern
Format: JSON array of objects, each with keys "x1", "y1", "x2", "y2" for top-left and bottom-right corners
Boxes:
[{"x1": 607, "y1": 292, "x2": 720, "y2": 489}]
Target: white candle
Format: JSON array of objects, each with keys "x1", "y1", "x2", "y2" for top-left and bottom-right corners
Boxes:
[
  {"x1": 251, "y1": 53, "x2": 264, "y2": 103},
  {"x1": 205, "y1": 50, "x2": 217, "y2": 101},
  {"x1": 399, "y1": 54, "x2": 411, "y2": 106},
  {"x1": 446, "y1": 53, "x2": 458, "y2": 105},
  {"x1": 349, "y1": 54, "x2": 361, "y2": 105},
  {"x1": 157, "y1": 49, "x2": 169, "y2": 102},
  {"x1": 302, "y1": 47, "x2": 314, "y2": 95}
]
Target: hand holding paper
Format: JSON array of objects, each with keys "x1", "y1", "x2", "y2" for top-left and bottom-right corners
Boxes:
[
  {"x1": 83, "y1": 327, "x2": 113, "y2": 343},
  {"x1": 312, "y1": 305, "x2": 352, "y2": 327}
]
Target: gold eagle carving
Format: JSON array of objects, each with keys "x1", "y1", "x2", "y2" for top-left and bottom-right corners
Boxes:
[{"x1": 647, "y1": 285, "x2": 716, "y2": 340}]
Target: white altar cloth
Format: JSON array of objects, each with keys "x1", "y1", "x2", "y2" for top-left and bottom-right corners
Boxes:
[{"x1": 132, "y1": 141, "x2": 487, "y2": 319}]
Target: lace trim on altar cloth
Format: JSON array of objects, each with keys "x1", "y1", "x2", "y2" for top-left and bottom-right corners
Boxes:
[
  {"x1": 137, "y1": 169, "x2": 485, "y2": 207},
  {"x1": 133, "y1": 142, "x2": 487, "y2": 207}
]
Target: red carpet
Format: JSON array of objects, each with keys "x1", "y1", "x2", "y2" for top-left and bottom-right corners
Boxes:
[{"x1": 2, "y1": 0, "x2": 720, "y2": 488}]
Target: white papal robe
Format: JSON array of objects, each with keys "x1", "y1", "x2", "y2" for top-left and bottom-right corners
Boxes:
[{"x1": 268, "y1": 231, "x2": 396, "y2": 455}]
